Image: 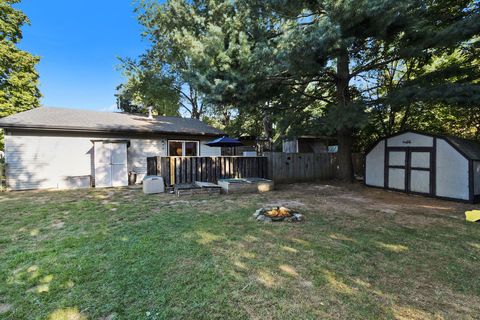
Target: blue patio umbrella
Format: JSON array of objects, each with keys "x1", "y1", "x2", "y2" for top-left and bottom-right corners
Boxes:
[{"x1": 205, "y1": 136, "x2": 243, "y2": 147}]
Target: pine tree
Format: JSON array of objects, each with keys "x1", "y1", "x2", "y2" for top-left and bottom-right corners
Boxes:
[
  {"x1": 136, "y1": 0, "x2": 480, "y2": 180},
  {"x1": 242, "y1": 0, "x2": 480, "y2": 180}
]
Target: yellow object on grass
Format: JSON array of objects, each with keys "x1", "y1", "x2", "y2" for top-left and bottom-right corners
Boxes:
[{"x1": 465, "y1": 210, "x2": 480, "y2": 222}]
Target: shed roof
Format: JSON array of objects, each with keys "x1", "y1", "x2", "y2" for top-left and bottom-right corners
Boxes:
[
  {"x1": 444, "y1": 135, "x2": 480, "y2": 161},
  {"x1": 0, "y1": 107, "x2": 224, "y2": 137},
  {"x1": 368, "y1": 130, "x2": 480, "y2": 161}
]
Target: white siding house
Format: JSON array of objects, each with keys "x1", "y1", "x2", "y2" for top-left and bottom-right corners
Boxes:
[
  {"x1": 0, "y1": 107, "x2": 223, "y2": 190},
  {"x1": 365, "y1": 131, "x2": 480, "y2": 203}
]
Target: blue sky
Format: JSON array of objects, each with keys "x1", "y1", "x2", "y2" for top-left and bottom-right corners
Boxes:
[{"x1": 16, "y1": 0, "x2": 149, "y2": 111}]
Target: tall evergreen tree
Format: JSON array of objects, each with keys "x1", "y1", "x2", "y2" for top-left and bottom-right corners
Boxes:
[
  {"x1": 135, "y1": 0, "x2": 480, "y2": 180},
  {"x1": 239, "y1": 0, "x2": 480, "y2": 180},
  {"x1": 0, "y1": 0, "x2": 40, "y2": 149}
]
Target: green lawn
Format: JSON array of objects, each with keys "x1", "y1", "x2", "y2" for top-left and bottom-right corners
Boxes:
[{"x1": 0, "y1": 183, "x2": 479, "y2": 319}]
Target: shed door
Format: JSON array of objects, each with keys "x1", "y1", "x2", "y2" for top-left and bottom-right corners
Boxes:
[
  {"x1": 94, "y1": 142, "x2": 128, "y2": 188},
  {"x1": 386, "y1": 147, "x2": 433, "y2": 195},
  {"x1": 409, "y1": 151, "x2": 431, "y2": 194},
  {"x1": 387, "y1": 151, "x2": 406, "y2": 190}
]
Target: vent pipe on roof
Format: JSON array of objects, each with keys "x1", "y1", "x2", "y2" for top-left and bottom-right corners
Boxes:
[{"x1": 147, "y1": 106, "x2": 153, "y2": 120}]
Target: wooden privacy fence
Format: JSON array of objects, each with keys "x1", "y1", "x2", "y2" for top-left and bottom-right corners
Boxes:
[
  {"x1": 265, "y1": 152, "x2": 338, "y2": 182},
  {"x1": 147, "y1": 156, "x2": 268, "y2": 186}
]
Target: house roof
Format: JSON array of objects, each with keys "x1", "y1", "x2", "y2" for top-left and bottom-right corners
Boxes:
[{"x1": 0, "y1": 107, "x2": 224, "y2": 137}]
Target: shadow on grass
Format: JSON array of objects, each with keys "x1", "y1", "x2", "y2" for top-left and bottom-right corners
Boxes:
[{"x1": 1, "y1": 187, "x2": 480, "y2": 319}]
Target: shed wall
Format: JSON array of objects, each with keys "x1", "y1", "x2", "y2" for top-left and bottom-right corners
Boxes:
[
  {"x1": 200, "y1": 143, "x2": 222, "y2": 157},
  {"x1": 387, "y1": 132, "x2": 434, "y2": 147},
  {"x1": 308, "y1": 141, "x2": 328, "y2": 153},
  {"x1": 474, "y1": 161, "x2": 480, "y2": 196},
  {"x1": 5, "y1": 130, "x2": 220, "y2": 190},
  {"x1": 282, "y1": 140, "x2": 298, "y2": 153},
  {"x1": 435, "y1": 138, "x2": 469, "y2": 200},
  {"x1": 365, "y1": 140, "x2": 385, "y2": 187}
]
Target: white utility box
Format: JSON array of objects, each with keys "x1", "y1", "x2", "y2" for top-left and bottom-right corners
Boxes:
[{"x1": 143, "y1": 176, "x2": 165, "y2": 194}]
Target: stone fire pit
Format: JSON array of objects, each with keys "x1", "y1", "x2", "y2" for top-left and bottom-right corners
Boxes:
[{"x1": 254, "y1": 207, "x2": 304, "y2": 222}]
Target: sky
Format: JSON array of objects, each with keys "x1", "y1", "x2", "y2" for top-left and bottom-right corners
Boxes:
[{"x1": 16, "y1": 0, "x2": 150, "y2": 111}]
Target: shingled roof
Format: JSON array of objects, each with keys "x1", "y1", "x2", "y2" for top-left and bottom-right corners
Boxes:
[
  {"x1": 444, "y1": 135, "x2": 480, "y2": 161},
  {"x1": 0, "y1": 107, "x2": 224, "y2": 136}
]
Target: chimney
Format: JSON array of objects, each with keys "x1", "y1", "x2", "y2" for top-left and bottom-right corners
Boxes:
[{"x1": 147, "y1": 106, "x2": 153, "y2": 120}]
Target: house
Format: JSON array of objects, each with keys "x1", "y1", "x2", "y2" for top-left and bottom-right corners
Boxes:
[
  {"x1": 0, "y1": 107, "x2": 223, "y2": 190},
  {"x1": 282, "y1": 136, "x2": 337, "y2": 153},
  {"x1": 365, "y1": 131, "x2": 480, "y2": 203}
]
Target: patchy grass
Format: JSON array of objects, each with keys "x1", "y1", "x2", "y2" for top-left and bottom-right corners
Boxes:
[{"x1": 0, "y1": 183, "x2": 479, "y2": 319}]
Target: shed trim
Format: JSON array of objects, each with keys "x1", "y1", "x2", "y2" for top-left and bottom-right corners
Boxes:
[
  {"x1": 365, "y1": 130, "x2": 480, "y2": 203},
  {"x1": 365, "y1": 130, "x2": 480, "y2": 161}
]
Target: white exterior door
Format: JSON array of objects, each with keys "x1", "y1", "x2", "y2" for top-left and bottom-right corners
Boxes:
[{"x1": 94, "y1": 142, "x2": 128, "y2": 188}]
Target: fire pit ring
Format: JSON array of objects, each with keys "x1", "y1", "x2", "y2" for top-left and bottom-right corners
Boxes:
[{"x1": 253, "y1": 207, "x2": 304, "y2": 222}]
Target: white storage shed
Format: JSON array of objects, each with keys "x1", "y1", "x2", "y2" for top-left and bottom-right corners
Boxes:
[{"x1": 365, "y1": 131, "x2": 480, "y2": 203}]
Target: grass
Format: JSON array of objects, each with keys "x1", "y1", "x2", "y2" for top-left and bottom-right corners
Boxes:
[{"x1": 0, "y1": 183, "x2": 479, "y2": 319}]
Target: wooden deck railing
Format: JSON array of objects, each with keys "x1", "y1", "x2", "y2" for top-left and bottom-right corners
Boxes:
[{"x1": 147, "y1": 156, "x2": 268, "y2": 186}]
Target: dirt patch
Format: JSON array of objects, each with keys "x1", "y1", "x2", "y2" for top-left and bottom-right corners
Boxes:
[
  {"x1": 0, "y1": 303, "x2": 13, "y2": 314},
  {"x1": 258, "y1": 181, "x2": 476, "y2": 230},
  {"x1": 50, "y1": 221, "x2": 65, "y2": 230}
]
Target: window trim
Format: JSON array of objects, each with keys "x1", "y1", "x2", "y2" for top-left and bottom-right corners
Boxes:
[{"x1": 168, "y1": 140, "x2": 200, "y2": 157}]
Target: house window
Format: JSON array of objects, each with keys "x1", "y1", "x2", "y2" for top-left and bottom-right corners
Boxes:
[{"x1": 168, "y1": 140, "x2": 199, "y2": 156}]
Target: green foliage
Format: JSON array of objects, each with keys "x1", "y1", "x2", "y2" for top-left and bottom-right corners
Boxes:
[
  {"x1": 0, "y1": 0, "x2": 40, "y2": 149},
  {"x1": 116, "y1": 58, "x2": 180, "y2": 116},
  {"x1": 117, "y1": 0, "x2": 223, "y2": 119},
  {"x1": 132, "y1": 0, "x2": 480, "y2": 165},
  {"x1": 360, "y1": 37, "x2": 480, "y2": 149}
]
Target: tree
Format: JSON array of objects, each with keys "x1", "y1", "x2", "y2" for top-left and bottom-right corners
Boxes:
[
  {"x1": 134, "y1": 0, "x2": 480, "y2": 181},
  {"x1": 361, "y1": 37, "x2": 480, "y2": 148},
  {"x1": 116, "y1": 57, "x2": 180, "y2": 116},
  {"x1": 0, "y1": 0, "x2": 40, "y2": 148},
  {"x1": 122, "y1": 0, "x2": 226, "y2": 120},
  {"x1": 238, "y1": 0, "x2": 480, "y2": 180}
]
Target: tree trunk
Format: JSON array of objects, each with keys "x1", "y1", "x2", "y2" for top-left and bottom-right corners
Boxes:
[
  {"x1": 337, "y1": 128, "x2": 354, "y2": 181},
  {"x1": 221, "y1": 108, "x2": 231, "y2": 126},
  {"x1": 262, "y1": 108, "x2": 273, "y2": 138},
  {"x1": 189, "y1": 86, "x2": 201, "y2": 119},
  {"x1": 262, "y1": 108, "x2": 273, "y2": 152},
  {"x1": 335, "y1": 48, "x2": 354, "y2": 182}
]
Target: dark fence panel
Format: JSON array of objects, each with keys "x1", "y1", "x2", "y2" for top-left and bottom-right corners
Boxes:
[
  {"x1": 264, "y1": 152, "x2": 338, "y2": 182},
  {"x1": 147, "y1": 152, "x2": 362, "y2": 186},
  {"x1": 147, "y1": 156, "x2": 269, "y2": 186}
]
